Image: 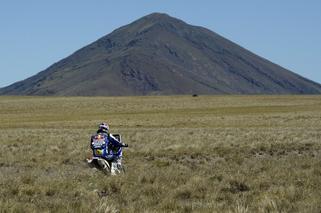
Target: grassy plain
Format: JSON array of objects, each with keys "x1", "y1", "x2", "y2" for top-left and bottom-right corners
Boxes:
[{"x1": 0, "y1": 95, "x2": 321, "y2": 212}]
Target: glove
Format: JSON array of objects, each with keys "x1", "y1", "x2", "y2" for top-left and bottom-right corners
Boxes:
[{"x1": 122, "y1": 143, "x2": 128, "y2": 147}]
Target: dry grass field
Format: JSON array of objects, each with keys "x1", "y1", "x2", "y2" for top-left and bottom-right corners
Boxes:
[{"x1": 0, "y1": 95, "x2": 321, "y2": 212}]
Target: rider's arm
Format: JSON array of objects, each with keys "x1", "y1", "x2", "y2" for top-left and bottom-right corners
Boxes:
[
  {"x1": 109, "y1": 134, "x2": 128, "y2": 147},
  {"x1": 90, "y1": 135, "x2": 94, "y2": 149}
]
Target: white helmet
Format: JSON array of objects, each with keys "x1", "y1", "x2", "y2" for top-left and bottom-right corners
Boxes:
[{"x1": 98, "y1": 122, "x2": 109, "y2": 133}]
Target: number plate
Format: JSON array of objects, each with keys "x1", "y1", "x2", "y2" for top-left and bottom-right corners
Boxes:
[{"x1": 94, "y1": 149, "x2": 104, "y2": 156}]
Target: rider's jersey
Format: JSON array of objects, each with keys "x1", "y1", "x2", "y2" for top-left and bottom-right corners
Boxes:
[{"x1": 90, "y1": 132, "x2": 123, "y2": 160}]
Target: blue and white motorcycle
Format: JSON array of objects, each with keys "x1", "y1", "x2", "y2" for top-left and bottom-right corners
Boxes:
[{"x1": 87, "y1": 133, "x2": 128, "y2": 175}]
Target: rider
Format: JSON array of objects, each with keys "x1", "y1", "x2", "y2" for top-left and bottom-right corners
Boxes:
[{"x1": 90, "y1": 122, "x2": 128, "y2": 175}]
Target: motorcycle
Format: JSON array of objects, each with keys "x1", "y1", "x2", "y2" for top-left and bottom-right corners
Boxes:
[{"x1": 87, "y1": 133, "x2": 127, "y2": 175}]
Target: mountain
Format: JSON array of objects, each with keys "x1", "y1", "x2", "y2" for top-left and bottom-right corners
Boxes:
[{"x1": 1, "y1": 13, "x2": 321, "y2": 96}]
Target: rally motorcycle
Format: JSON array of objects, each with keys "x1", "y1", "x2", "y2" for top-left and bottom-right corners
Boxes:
[{"x1": 87, "y1": 133, "x2": 127, "y2": 175}]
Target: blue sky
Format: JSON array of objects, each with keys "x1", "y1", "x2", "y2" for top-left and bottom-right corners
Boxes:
[{"x1": 1, "y1": 0, "x2": 321, "y2": 87}]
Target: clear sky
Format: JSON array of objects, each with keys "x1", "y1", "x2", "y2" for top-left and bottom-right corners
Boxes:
[{"x1": 1, "y1": 0, "x2": 321, "y2": 87}]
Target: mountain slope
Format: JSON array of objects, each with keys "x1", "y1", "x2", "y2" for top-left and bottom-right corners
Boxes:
[{"x1": 1, "y1": 13, "x2": 321, "y2": 95}]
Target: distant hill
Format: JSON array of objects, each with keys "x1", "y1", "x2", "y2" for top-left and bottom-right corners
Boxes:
[{"x1": 1, "y1": 13, "x2": 321, "y2": 96}]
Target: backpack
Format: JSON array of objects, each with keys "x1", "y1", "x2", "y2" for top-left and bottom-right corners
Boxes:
[{"x1": 91, "y1": 133, "x2": 107, "y2": 157}]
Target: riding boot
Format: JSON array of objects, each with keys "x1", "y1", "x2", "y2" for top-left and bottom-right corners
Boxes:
[{"x1": 111, "y1": 162, "x2": 117, "y2": 175}]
